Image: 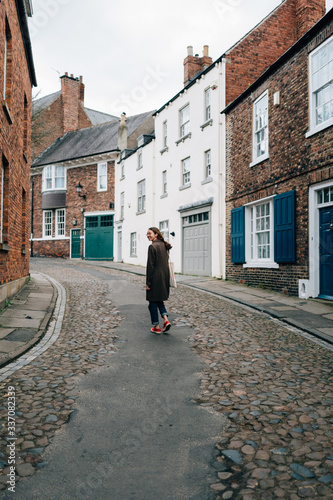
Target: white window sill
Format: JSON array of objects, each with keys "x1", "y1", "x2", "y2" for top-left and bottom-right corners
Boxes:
[
  {"x1": 120, "y1": 176, "x2": 125, "y2": 181},
  {"x1": 305, "y1": 120, "x2": 333, "y2": 138},
  {"x1": 160, "y1": 193, "x2": 168, "y2": 199},
  {"x1": 243, "y1": 261, "x2": 279, "y2": 269},
  {"x1": 175, "y1": 132, "x2": 191, "y2": 145},
  {"x1": 250, "y1": 153, "x2": 269, "y2": 168},
  {"x1": 179, "y1": 183, "x2": 191, "y2": 191},
  {"x1": 97, "y1": 189, "x2": 107, "y2": 192},
  {"x1": 136, "y1": 210, "x2": 146, "y2": 215},
  {"x1": 200, "y1": 119, "x2": 213, "y2": 130},
  {"x1": 160, "y1": 146, "x2": 169, "y2": 155},
  {"x1": 37, "y1": 236, "x2": 70, "y2": 241},
  {"x1": 201, "y1": 177, "x2": 213, "y2": 185}
]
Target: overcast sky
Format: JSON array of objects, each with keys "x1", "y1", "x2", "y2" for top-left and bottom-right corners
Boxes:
[{"x1": 28, "y1": 0, "x2": 333, "y2": 118}]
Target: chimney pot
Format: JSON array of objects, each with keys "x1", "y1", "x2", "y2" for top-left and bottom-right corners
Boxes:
[
  {"x1": 203, "y1": 45, "x2": 209, "y2": 57},
  {"x1": 187, "y1": 46, "x2": 193, "y2": 56}
]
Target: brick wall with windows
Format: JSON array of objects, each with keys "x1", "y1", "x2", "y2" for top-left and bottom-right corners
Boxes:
[
  {"x1": 225, "y1": 13, "x2": 333, "y2": 296},
  {"x1": 225, "y1": 0, "x2": 326, "y2": 106},
  {"x1": 31, "y1": 160, "x2": 115, "y2": 258},
  {"x1": 0, "y1": 0, "x2": 36, "y2": 292}
]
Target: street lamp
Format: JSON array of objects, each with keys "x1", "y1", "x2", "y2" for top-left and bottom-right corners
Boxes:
[{"x1": 76, "y1": 182, "x2": 86, "y2": 200}]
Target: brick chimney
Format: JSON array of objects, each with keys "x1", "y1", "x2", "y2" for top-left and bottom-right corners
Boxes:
[
  {"x1": 60, "y1": 72, "x2": 84, "y2": 133},
  {"x1": 183, "y1": 45, "x2": 213, "y2": 87},
  {"x1": 295, "y1": 0, "x2": 326, "y2": 39}
]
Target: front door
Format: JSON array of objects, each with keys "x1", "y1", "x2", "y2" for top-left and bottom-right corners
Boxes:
[
  {"x1": 71, "y1": 229, "x2": 81, "y2": 258},
  {"x1": 319, "y1": 206, "x2": 333, "y2": 299},
  {"x1": 85, "y1": 214, "x2": 114, "y2": 261}
]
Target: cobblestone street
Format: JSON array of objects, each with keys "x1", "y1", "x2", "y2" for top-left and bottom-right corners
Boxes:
[{"x1": 0, "y1": 259, "x2": 332, "y2": 499}]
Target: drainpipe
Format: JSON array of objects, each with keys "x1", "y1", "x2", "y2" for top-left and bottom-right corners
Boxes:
[
  {"x1": 30, "y1": 179, "x2": 34, "y2": 257},
  {"x1": 218, "y1": 58, "x2": 226, "y2": 279}
]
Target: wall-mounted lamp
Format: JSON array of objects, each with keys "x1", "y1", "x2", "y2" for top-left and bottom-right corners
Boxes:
[
  {"x1": 76, "y1": 182, "x2": 86, "y2": 200},
  {"x1": 72, "y1": 218, "x2": 77, "y2": 226},
  {"x1": 170, "y1": 231, "x2": 175, "y2": 237}
]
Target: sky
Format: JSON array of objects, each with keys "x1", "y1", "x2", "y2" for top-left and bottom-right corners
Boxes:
[{"x1": 28, "y1": 0, "x2": 333, "y2": 118}]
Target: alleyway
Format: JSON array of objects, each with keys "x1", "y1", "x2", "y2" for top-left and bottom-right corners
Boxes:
[{"x1": 0, "y1": 259, "x2": 332, "y2": 499}]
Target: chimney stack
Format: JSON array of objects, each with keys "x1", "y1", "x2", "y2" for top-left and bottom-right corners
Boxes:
[
  {"x1": 118, "y1": 112, "x2": 128, "y2": 151},
  {"x1": 183, "y1": 45, "x2": 213, "y2": 87},
  {"x1": 60, "y1": 72, "x2": 84, "y2": 133},
  {"x1": 295, "y1": 0, "x2": 326, "y2": 39}
]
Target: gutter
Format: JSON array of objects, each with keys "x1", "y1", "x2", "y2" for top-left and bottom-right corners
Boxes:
[{"x1": 15, "y1": 0, "x2": 37, "y2": 87}]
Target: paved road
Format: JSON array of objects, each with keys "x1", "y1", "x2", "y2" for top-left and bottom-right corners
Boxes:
[{"x1": 1, "y1": 261, "x2": 223, "y2": 499}]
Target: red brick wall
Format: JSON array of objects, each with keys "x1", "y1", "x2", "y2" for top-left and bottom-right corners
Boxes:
[
  {"x1": 0, "y1": 0, "x2": 33, "y2": 286},
  {"x1": 225, "y1": 17, "x2": 333, "y2": 295},
  {"x1": 32, "y1": 74, "x2": 92, "y2": 161},
  {"x1": 225, "y1": 0, "x2": 326, "y2": 106},
  {"x1": 31, "y1": 160, "x2": 115, "y2": 258}
]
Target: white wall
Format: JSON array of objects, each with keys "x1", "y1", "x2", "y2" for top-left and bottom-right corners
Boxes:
[{"x1": 115, "y1": 60, "x2": 227, "y2": 278}]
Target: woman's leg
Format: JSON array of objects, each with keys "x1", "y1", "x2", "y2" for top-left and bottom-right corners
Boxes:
[
  {"x1": 148, "y1": 302, "x2": 159, "y2": 325},
  {"x1": 157, "y1": 301, "x2": 168, "y2": 321}
]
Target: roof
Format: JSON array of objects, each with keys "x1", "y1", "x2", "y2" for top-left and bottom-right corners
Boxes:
[
  {"x1": 32, "y1": 91, "x2": 61, "y2": 114},
  {"x1": 32, "y1": 110, "x2": 155, "y2": 167},
  {"x1": 85, "y1": 108, "x2": 118, "y2": 125},
  {"x1": 222, "y1": 8, "x2": 333, "y2": 115},
  {"x1": 32, "y1": 92, "x2": 118, "y2": 125}
]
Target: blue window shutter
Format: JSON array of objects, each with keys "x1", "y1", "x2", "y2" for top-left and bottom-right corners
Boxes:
[
  {"x1": 274, "y1": 190, "x2": 296, "y2": 263},
  {"x1": 231, "y1": 206, "x2": 245, "y2": 264}
]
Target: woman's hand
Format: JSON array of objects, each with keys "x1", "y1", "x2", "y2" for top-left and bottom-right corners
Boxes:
[{"x1": 146, "y1": 285, "x2": 150, "y2": 290}]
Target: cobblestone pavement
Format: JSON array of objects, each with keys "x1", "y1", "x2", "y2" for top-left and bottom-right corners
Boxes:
[
  {"x1": 0, "y1": 263, "x2": 121, "y2": 490},
  {"x1": 0, "y1": 260, "x2": 332, "y2": 499}
]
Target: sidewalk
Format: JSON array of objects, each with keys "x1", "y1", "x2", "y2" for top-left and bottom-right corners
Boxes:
[
  {"x1": 0, "y1": 260, "x2": 332, "y2": 370},
  {"x1": 0, "y1": 272, "x2": 57, "y2": 368}
]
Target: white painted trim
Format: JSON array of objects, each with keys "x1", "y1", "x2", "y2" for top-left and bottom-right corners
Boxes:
[
  {"x1": 84, "y1": 210, "x2": 115, "y2": 217},
  {"x1": 32, "y1": 237, "x2": 70, "y2": 241},
  {"x1": 308, "y1": 179, "x2": 333, "y2": 298}
]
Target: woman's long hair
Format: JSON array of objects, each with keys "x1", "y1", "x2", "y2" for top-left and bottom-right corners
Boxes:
[{"x1": 149, "y1": 227, "x2": 172, "y2": 251}]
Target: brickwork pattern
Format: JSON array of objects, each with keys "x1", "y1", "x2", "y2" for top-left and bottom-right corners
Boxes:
[
  {"x1": 0, "y1": 0, "x2": 33, "y2": 286},
  {"x1": 31, "y1": 161, "x2": 115, "y2": 258},
  {"x1": 225, "y1": 17, "x2": 333, "y2": 295},
  {"x1": 225, "y1": 0, "x2": 326, "y2": 106}
]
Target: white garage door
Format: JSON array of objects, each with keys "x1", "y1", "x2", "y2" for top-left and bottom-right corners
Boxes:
[{"x1": 182, "y1": 211, "x2": 211, "y2": 276}]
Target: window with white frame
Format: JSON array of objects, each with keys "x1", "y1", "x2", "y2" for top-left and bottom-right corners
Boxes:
[
  {"x1": 205, "y1": 150, "x2": 211, "y2": 178},
  {"x1": 182, "y1": 157, "x2": 191, "y2": 186},
  {"x1": 98, "y1": 162, "x2": 107, "y2": 191},
  {"x1": 138, "y1": 148, "x2": 143, "y2": 169},
  {"x1": 159, "y1": 220, "x2": 169, "y2": 241},
  {"x1": 56, "y1": 209, "x2": 65, "y2": 237},
  {"x1": 317, "y1": 185, "x2": 333, "y2": 205},
  {"x1": 205, "y1": 88, "x2": 211, "y2": 121},
  {"x1": 43, "y1": 210, "x2": 52, "y2": 238},
  {"x1": 42, "y1": 165, "x2": 65, "y2": 191},
  {"x1": 163, "y1": 121, "x2": 167, "y2": 147},
  {"x1": 130, "y1": 232, "x2": 137, "y2": 256},
  {"x1": 162, "y1": 170, "x2": 167, "y2": 195},
  {"x1": 252, "y1": 91, "x2": 268, "y2": 165},
  {"x1": 180, "y1": 104, "x2": 190, "y2": 137},
  {"x1": 250, "y1": 201, "x2": 273, "y2": 262},
  {"x1": 309, "y1": 35, "x2": 333, "y2": 134},
  {"x1": 120, "y1": 191, "x2": 124, "y2": 219},
  {"x1": 137, "y1": 180, "x2": 146, "y2": 212}
]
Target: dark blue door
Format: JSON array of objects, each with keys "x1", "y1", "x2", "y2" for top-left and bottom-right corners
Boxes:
[{"x1": 319, "y1": 207, "x2": 333, "y2": 299}]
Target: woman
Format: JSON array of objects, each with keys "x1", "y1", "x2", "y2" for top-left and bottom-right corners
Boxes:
[{"x1": 146, "y1": 227, "x2": 172, "y2": 334}]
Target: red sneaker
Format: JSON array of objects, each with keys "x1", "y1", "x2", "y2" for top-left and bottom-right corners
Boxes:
[
  {"x1": 163, "y1": 320, "x2": 171, "y2": 333},
  {"x1": 151, "y1": 325, "x2": 161, "y2": 334}
]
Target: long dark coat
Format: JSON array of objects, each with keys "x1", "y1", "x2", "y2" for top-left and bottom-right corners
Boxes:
[{"x1": 146, "y1": 240, "x2": 170, "y2": 302}]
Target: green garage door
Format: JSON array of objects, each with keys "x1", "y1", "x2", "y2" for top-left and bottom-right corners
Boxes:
[{"x1": 85, "y1": 214, "x2": 114, "y2": 261}]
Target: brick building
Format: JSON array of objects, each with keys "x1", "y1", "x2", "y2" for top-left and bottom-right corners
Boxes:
[
  {"x1": 224, "y1": 8, "x2": 333, "y2": 298},
  {"x1": 32, "y1": 72, "x2": 117, "y2": 160},
  {"x1": 31, "y1": 111, "x2": 154, "y2": 259},
  {"x1": 0, "y1": 0, "x2": 36, "y2": 307}
]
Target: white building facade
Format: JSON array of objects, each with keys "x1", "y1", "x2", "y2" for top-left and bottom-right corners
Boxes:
[{"x1": 114, "y1": 55, "x2": 227, "y2": 278}]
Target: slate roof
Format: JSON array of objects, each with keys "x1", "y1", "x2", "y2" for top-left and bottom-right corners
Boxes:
[
  {"x1": 32, "y1": 92, "x2": 118, "y2": 125},
  {"x1": 32, "y1": 110, "x2": 155, "y2": 167}
]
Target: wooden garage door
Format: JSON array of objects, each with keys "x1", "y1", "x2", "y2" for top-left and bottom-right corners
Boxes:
[
  {"x1": 85, "y1": 214, "x2": 114, "y2": 261},
  {"x1": 182, "y1": 212, "x2": 210, "y2": 276}
]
